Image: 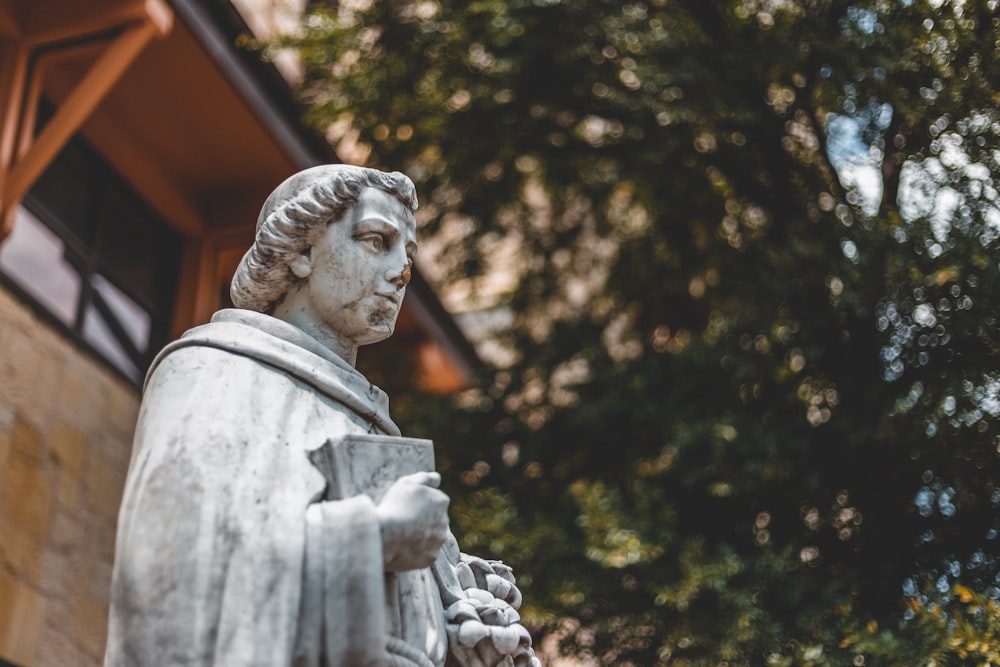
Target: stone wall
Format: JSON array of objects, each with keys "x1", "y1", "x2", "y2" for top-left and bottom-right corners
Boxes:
[{"x1": 0, "y1": 287, "x2": 139, "y2": 667}]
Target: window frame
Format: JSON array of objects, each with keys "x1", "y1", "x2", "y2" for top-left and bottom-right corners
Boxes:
[{"x1": 0, "y1": 131, "x2": 183, "y2": 387}]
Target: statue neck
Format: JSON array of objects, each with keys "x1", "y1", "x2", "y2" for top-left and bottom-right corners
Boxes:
[{"x1": 271, "y1": 300, "x2": 359, "y2": 367}]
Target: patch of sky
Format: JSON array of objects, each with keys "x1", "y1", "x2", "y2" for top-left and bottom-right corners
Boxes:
[
  {"x1": 898, "y1": 116, "x2": 1000, "y2": 251},
  {"x1": 938, "y1": 487, "x2": 956, "y2": 517},
  {"x1": 970, "y1": 375, "x2": 1000, "y2": 417},
  {"x1": 914, "y1": 474, "x2": 958, "y2": 519},
  {"x1": 844, "y1": 6, "x2": 882, "y2": 34},
  {"x1": 913, "y1": 303, "x2": 936, "y2": 327},
  {"x1": 915, "y1": 486, "x2": 936, "y2": 517},
  {"x1": 826, "y1": 101, "x2": 891, "y2": 216},
  {"x1": 827, "y1": 101, "x2": 1000, "y2": 254},
  {"x1": 840, "y1": 238, "x2": 859, "y2": 262}
]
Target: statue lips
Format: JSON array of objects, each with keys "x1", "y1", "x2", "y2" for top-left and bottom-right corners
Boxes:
[{"x1": 376, "y1": 292, "x2": 401, "y2": 308}]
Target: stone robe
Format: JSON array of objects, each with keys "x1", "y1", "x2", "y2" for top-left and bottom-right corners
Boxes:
[{"x1": 104, "y1": 309, "x2": 448, "y2": 667}]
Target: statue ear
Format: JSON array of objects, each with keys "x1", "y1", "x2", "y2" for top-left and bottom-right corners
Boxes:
[{"x1": 289, "y1": 253, "x2": 313, "y2": 279}]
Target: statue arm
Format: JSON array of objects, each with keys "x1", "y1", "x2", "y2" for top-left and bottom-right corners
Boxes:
[{"x1": 298, "y1": 495, "x2": 391, "y2": 667}]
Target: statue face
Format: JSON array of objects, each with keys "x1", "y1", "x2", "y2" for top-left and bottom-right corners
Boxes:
[{"x1": 289, "y1": 187, "x2": 417, "y2": 350}]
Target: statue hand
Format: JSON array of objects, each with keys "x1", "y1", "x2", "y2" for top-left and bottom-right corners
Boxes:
[{"x1": 376, "y1": 471, "x2": 450, "y2": 571}]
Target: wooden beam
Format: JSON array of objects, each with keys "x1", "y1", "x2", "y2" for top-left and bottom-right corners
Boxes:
[
  {"x1": 0, "y1": 0, "x2": 24, "y2": 39},
  {"x1": 171, "y1": 237, "x2": 204, "y2": 337},
  {"x1": 197, "y1": 228, "x2": 244, "y2": 323},
  {"x1": 32, "y1": 38, "x2": 107, "y2": 69},
  {"x1": 0, "y1": 204, "x2": 15, "y2": 242},
  {"x1": 142, "y1": 0, "x2": 173, "y2": 37},
  {"x1": 194, "y1": 235, "x2": 220, "y2": 327},
  {"x1": 0, "y1": 40, "x2": 27, "y2": 180},
  {"x1": 15, "y1": 45, "x2": 42, "y2": 159},
  {"x1": 1, "y1": 19, "x2": 157, "y2": 207},
  {"x1": 22, "y1": 0, "x2": 171, "y2": 46},
  {"x1": 0, "y1": 0, "x2": 174, "y2": 245},
  {"x1": 79, "y1": 110, "x2": 206, "y2": 238}
]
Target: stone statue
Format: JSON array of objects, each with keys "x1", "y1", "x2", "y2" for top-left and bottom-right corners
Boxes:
[{"x1": 104, "y1": 165, "x2": 541, "y2": 667}]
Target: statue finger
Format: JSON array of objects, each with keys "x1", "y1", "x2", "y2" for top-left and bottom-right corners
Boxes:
[{"x1": 398, "y1": 470, "x2": 441, "y2": 488}]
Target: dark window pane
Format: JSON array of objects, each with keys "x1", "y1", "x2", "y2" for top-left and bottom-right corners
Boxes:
[
  {"x1": 97, "y1": 186, "x2": 183, "y2": 314},
  {"x1": 3, "y1": 116, "x2": 182, "y2": 386},
  {"x1": 82, "y1": 274, "x2": 152, "y2": 384},
  {"x1": 0, "y1": 206, "x2": 82, "y2": 325},
  {"x1": 27, "y1": 138, "x2": 99, "y2": 247}
]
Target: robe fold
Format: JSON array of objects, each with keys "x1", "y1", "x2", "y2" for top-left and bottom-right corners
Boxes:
[{"x1": 105, "y1": 309, "x2": 448, "y2": 667}]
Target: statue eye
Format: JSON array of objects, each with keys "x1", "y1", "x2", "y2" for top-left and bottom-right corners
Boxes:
[{"x1": 361, "y1": 233, "x2": 386, "y2": 251}]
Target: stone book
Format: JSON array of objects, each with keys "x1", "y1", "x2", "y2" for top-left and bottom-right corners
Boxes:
[{"x1": 308, "y1": 433, "x2": 436, "y2": 503}]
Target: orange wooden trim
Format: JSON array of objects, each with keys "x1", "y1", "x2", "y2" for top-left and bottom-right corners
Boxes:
[
  {"x1": 0, "y1": 41, "x2": 28, "y2": 176},
  {"x1": 142, "y1": 0, "x2": 173, "y2": 37},
  {"x1": 171, "y1": 237, "x2": 204, "y2": 337},
  {"x1": 33, "y1": 38, "x2": 108, "y2": 67},
  {"x1": 194, "y1": 234, "x2": 222, "y2": 326},
  {"x1": 0, "y1": 1, "x2": 22, "y2": 39},
  {"x1": 2, "y1": 19, "x2": 157, "y2": 207},
  {"x1": 22, "y1": 0, "x2": 172, "y2": 47},
  {"x1": 0, "y1": 206, "x2": 15, "y2": 244},
  {"x1": 0, "y1": 39, "x2": 104, "y2": 175},
  {"x1": 15, "y1": 50, "x2": 43, "y2": 160},
  {"x1": 185, "y1": 225, "x2": 256, "y2": 326}
]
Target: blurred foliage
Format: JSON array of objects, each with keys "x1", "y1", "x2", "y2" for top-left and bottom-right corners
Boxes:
[{"x1": 270, "y1": 0, "x2": 1000, "y2": 664}]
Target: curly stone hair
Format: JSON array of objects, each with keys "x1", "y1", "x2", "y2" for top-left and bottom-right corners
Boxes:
[{"x1": 230, "y1": 164, "x2": 418, "y2": 314}]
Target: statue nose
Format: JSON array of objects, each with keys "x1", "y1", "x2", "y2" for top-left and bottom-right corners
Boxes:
[
  {"x1": 385, "y1": 254, "x2": 411, "y2": 288},
  {"x1": 383, "y1": 240, "x2": 412, "y2": 288}
]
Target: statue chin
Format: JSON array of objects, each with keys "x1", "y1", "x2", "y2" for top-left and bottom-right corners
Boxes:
[{"x1": 360, "y1": 318, "x2": 397, "y2": 346}]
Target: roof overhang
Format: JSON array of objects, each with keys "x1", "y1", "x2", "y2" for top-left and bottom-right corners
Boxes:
[{"x1": 0, "y1": 0, "x2": 481, "y2": 391}]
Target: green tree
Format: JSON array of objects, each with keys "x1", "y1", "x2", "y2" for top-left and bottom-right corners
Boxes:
[{"x1": 272, "y1": 1, "x2": 1000, "y2": 664}]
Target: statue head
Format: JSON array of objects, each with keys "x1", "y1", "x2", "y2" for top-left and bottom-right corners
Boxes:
[{"x1": 231, "y1": 164, "x2": 418, "y2": 314}]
